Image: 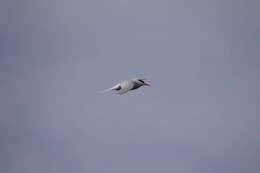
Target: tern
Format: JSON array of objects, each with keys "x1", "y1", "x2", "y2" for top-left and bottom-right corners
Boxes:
[{"x1": 103, "y1": 78, "x2": 151, "y2": 95}]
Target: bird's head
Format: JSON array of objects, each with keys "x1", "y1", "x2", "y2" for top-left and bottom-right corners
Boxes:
[{"x1": 135, "y1": 78, "x2": 151, "y2": 86}]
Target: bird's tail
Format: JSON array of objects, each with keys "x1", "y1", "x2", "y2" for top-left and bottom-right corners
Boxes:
[
  {"x1": 100, "y1": 84, "x2": 121, "y2": 94},
  {"x1": 99, "y1": 88, "x2": 112, "y2": 93}
]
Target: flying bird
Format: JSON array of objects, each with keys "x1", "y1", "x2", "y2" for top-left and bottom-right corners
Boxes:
[{"x1": 103, "y1": 78, "x2": 150, "y2": 95}]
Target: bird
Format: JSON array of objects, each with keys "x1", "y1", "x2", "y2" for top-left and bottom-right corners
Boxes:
[{"x1": 102, "y1": 78, "x2": 150, "y2": 95}]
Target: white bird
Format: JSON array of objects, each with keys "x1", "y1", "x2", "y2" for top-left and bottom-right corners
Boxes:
[{"x1": 103, "y1": 78, "x2": 150, "y2": 95}]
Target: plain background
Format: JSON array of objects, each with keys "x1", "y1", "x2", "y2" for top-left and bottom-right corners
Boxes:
[{"x1": 1, "y1": 0, "x2": 259, "y2": 172}]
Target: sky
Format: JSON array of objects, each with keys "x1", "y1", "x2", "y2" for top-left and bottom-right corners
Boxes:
[{"x1": 0, "y1": 0, "x2": 260, "y2": 173}]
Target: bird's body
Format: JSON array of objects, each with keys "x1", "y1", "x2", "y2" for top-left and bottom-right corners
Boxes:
[{"x1": 103, "y1": 78, "x2": 150, "y2": 94}]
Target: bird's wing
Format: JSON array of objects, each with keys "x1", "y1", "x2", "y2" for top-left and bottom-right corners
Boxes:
[{"x1": 117, "y1": 80, "x2": 134, "y2": 94}]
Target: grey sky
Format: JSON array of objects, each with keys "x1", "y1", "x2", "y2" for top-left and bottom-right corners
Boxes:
[{"x1": 0, "y1": 0, "x2": 259, "y2": 173}]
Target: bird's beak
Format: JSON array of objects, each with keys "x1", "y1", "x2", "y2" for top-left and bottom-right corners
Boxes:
[{"x1": 143, "y1": 82, "x2": 150, "y2": 86}]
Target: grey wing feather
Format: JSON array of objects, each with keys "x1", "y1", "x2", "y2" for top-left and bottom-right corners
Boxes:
[{"x1": 117, "y1": 80, "x2": 134, "y2": 94}]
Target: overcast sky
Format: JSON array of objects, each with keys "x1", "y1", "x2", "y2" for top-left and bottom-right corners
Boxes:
[{"x1": 0, "y1": 0, "x2": 260, "y2": 173}]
